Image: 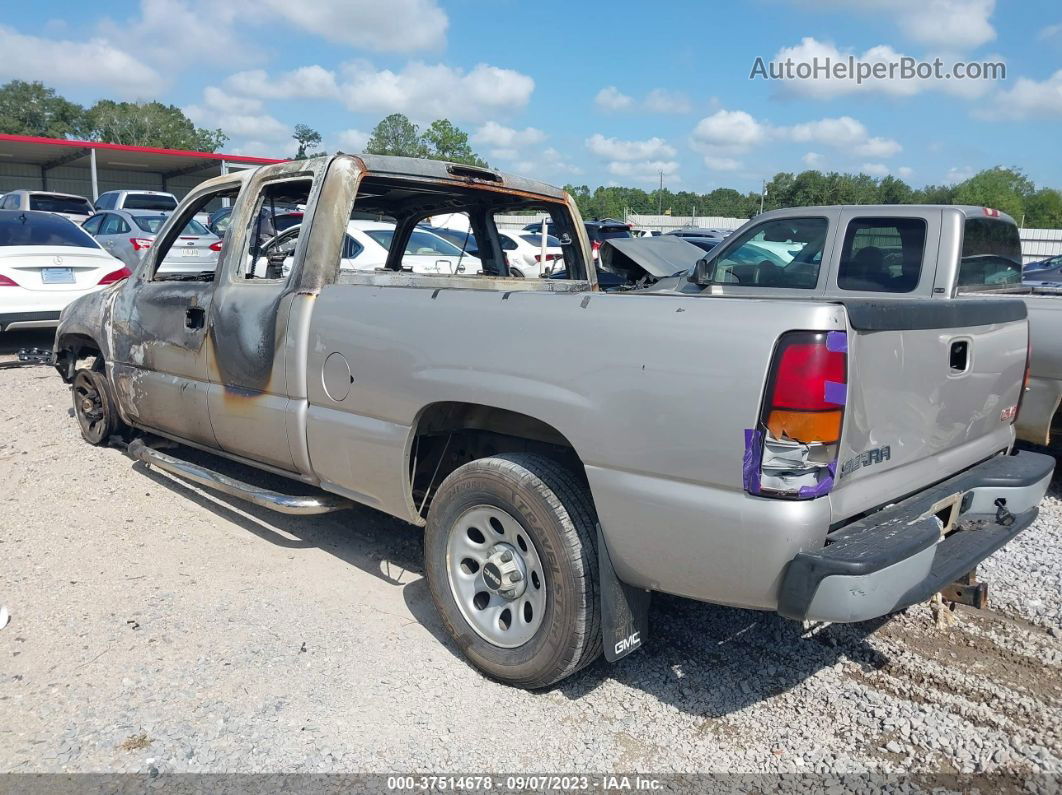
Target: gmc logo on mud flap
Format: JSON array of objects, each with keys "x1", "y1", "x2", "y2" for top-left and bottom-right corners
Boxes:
[{"x1": 614, "y1": 631, "x2": 641, "y2": 656}]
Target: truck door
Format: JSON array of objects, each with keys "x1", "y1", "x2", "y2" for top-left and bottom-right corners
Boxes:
[
  {"x1": 205, "y1": 162, "x2": 325, "y2": 473},
  {"x1": 108, "y1": 180, "x2": 240, "y2": 447}
]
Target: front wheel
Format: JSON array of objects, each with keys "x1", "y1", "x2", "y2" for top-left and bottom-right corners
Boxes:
[
  {"x1": 72, "y1": 368, "x2": 123, "y2": 445},
  {"x1": 424, "y1": 453, "x2": 601, "y2": 688}
]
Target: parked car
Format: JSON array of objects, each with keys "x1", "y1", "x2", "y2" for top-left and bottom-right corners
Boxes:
[
  {"x1": 524, "y1": 218, "x2": 633, "y2": 262},
  {"x1": 208, "y1": 205, "x2": 303, "y2": 242},
  {"x1": 423, "y1": 225, "x2": 562, "y2": 277},
  {"x1": 1023, "y1": 254, "x2": 1062, "y2": 275},
  {"x1": 82, "y1": 209, "x2": 221, "y2": 274},
  {"x1": 264, "y1": 220, "x2": 483, "y2": 278},
  {"x1": 0, "y1": 190, "x2": 94, "y2": 223},
  {"x1": 93, "y1": 190, "x2": 178, "y2": 213},
  {"x1": 54, "y1": 155, "x2": 1051, "y2": 690},
  {"x1": 0, "y1": 210, "x2": 127, "y2": 332}
]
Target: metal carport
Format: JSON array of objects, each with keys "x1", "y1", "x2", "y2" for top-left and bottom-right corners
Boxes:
[{"x1": 0, "y1": 134, "x2": 283, "y2": 201}]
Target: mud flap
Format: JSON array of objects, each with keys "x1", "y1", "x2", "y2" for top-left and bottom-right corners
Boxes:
[{"x1": 597, "y1": 524, "x2": 651, "y2": 663}]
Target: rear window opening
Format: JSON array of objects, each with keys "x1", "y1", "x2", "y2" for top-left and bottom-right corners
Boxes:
[
  {"x1": 341, "y1": 175, "x2": 589, "y2": 281},
  {"x1": 0, "y1": 210, "x2": 99, "y2": 248},
  {"x1": 29, "y1": 194, "x2": 93, "y2": 215},
  {"x1": 122, "y1": 194, "x2": 178, "y2": 212},
  {"x1": 958, "y1": 218, "x2": 1022, "y2": 291}
]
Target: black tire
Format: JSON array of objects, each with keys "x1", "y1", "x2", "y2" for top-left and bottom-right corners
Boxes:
[
  {"x1": 72, "y1": 368, "x2": 122, "y2": 446},
  {"x1": 509, "y1": 268, "x2": 524, "y2": 278},
  {"x1": 424, "y1": 453, "x2": 601, "y2": 689}
]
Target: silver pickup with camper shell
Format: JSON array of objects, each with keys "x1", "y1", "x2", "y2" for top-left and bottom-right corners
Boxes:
[
  {"x1": 53, "y1": 155, "x2": 1053, "y2": 688},
  {"x1": 665, "y1": 204, "x2": 1062, "y2": 449}
]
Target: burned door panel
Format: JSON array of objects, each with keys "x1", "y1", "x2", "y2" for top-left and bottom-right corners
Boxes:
[{"x1": 204, "y1": 162, "x2": 328, "y2": 473}]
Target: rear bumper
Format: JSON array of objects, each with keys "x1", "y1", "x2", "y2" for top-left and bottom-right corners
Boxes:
[
  {"x1": 0, "y1": 310, "x2": 62, "y2": 331},
  {"x1": 778, "y1": 451, "x2": 1054, "y2": 623}
]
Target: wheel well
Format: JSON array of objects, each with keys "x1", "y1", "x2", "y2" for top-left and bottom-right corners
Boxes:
[
  {"x1": 55, "y1": 333, "x2": 103, "y2": 381},
  {"x1": 409, "y1": 402, "x2": 588, "y2": 517}
]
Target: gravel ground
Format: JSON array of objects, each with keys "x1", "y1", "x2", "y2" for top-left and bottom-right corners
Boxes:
[{"x1": 0, "y1": 329, "x2": 1060, "y2": 778}]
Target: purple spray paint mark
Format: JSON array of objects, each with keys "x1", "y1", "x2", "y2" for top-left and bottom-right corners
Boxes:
[
  {"x1": 826, "y1": 331, "x2": 848, "y2": 353},
  {"x1": 742, "y1": 428, "x2": 762, "y2": 495},
  {"x1": 824, "y1": 380, "x2": 847, "y2": 406},
  {"x1": 798, "y1": 461, "x2": 836, "y2": 499}
]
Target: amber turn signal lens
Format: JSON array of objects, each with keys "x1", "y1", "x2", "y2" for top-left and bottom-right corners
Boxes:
[{"x1": 766, "y1": 409, "x2": 843, "y2": 444}]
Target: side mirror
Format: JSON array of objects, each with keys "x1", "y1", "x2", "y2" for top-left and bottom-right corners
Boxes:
[{"x1": 689, "y1": 256, "x2": 711, "y2": 284}]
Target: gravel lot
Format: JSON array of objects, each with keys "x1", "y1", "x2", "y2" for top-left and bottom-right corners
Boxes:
[{"x1": 1, "y1": 329, "x2": 1060, "y2": 778}]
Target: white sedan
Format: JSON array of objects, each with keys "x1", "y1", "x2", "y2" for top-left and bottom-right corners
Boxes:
[
  {"x1": 498, "y1": 230, "x2": 564, "y2": 278},
  {"x1": 0, "y1": 210, "x2": 128, "y2": 333},
  {"x1": 270, "y1": 220, "x2": 483, "y2": 278}
]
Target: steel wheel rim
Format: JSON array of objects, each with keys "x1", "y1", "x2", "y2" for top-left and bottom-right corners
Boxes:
[
  {"x1": 73, "y1": 372, "x2": 106, "y2": 443},
  {"x1": 445, "y1": 505, "x2": 547, "y2": 648}
]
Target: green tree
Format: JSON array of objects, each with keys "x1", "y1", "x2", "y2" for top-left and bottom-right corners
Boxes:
[
  {"x1": 0, "y1": 80, "x2": 84, "y2": 139},
  {"x1": 878, "y1": 175, "x2": 914, "y2": 204},
  {"x1": 365, "y1": 113, "x2": 427, "y2": 158},
  {"x1": 420, "y1": 119, "x2": 488, "y2": 167},
  {"x1": 952, "y1": 166, "x2": 1034, "y2": 221},
  {"x1": 1024, "y1": 188, "x2": 1062, "y2": 228},
  {"x1": 82, "y1": 100, "x2": 226, "y2": 151},
  {"x1": 292, "y1": 123, "x2": 323, "y2": 159}
]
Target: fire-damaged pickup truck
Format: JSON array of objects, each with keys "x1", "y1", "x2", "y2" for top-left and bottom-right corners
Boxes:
[{"x1": 53, "y1": 155, "x2": 1053, "y2": 688}]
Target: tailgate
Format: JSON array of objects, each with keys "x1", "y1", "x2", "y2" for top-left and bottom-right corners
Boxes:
[{"x1": 830, "y1": 298, "x2": 1028, "y2": 523}]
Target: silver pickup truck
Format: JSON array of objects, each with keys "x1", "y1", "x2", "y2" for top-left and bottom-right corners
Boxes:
[
  {"x1": 672, "y1": 204, "x2": 1061, "y2": 448},
  {"x1": 53, "y1": 156, "x2": 1053, "y2": 688}
]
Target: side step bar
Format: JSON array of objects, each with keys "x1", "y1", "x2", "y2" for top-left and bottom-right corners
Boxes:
[{"x1": 127, "y1": 438, "x2": 352, "y2": 515}]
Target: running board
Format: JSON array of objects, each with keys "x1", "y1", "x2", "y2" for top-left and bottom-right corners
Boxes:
[{"x1": 127, "y1": 438, "x2": 352, "y2": 515}]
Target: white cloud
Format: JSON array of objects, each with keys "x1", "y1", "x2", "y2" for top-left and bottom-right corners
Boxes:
[
  {"x1": 254, "y1": 0, "x2": 448, "y2": 52},
  {"x1": 607, "y1": 160, "x2": 680, "y2": 183},
  {"x1": 0, "y1": 24, "x2": 163, "y2": 97},
  {"x1": 226, "y1": 66, "x2": 340, "y2": 100},
  {"x1": 644, "y1": 89, "x2": 692, "y2": 114},
  {"x1": 337, "y1": 128, "x2": 369, "y2": 152},
  {"x1": 595, "y1": 86, "x2": 692, "y2": 114},
  {"x1": 798, "y1": 0, "x2": 996, "y2": 50},
  {"x1": 595, "y1": 86, "x2": 634, "y2": 111},
  {"x1": 946, "y1": 165, "x2": 975, "y2": 183},
  {"x1": 690, "y1": 110, "x2": 769, "y2": 153},
  {"x1": 339, "y1": 61, "x2": 534, "y2": 122},
  {"x1": 489, "y1": 148, "x2": 518, "y2": 161},
  {"x1": 1040, "y1": 23, "x2": 1062, "y2": 42},
  {"x1": 691, "y1": 109, "x2": 901, "y2": 166},
  {"x1": 703, "y1": 156, "x2": 742, "y2": 171},
  {"x1": 229, "y1": 139, "x2": 297, "y2": 158},
  {"x1": 767, "y1": 37, "x2": 996, "y2": 100},
  {"x1": 983, "y1": 70, "x2": 1062, "y2": 119},
  {"x1": 185, "y1": 87, "x2": 289, "y2": 142},
  {"x1": 586, "y1": 134, "x2": 676, "y2": 161},
  {"x1": 473, "y1": 121, "x2": 546, "y2": 148},
  {"x1": 787, "y1": 116, "x2": 902, "y2": 157},
  {"x1": 860, "y1": 163, "x2": 890, "y2": 177},
  {"x1": 100, "y1": 0, "x2": 255, "y2": 69},
  {"x1": 898, "y1": 166, "x2": 914, "y2": 178}
]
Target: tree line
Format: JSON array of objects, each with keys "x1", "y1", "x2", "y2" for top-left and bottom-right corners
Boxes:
[
  {"x1": 565, "y1": 167, "x2": 1062, "y2": 228},
  {"x1": 3, "y1": 80, "x2": 1060, "y2": 227}
]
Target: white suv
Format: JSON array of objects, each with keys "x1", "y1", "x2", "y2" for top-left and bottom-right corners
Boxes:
[{"x1": 93, "y1": 190, "x2": 178, "y2": 213}]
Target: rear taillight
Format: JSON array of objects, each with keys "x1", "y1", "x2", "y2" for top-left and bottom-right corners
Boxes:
[
  {"x1": 209, "y1": 242, "x2": 223, "y2": 252},
  {"x1": 98, "y1": 266, "x2": 132, "y2": 285},
  {"x1": 591, "y1": 240, "x2": 601, "y2": 260},
  {"x1": 129, "y1": 238, "x2": 154, "y2": 251},
  {"x1": 0, "y1": 274, "x2": 18, "y2": 287},
  {"x1": 744, "y1": 331, "x2": 847, "y2": 499},
  {"x1": 534, "y1": 253, "x2": 560, "y2": 263}
]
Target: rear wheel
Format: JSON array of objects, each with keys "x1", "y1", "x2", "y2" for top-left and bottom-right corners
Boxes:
[
  {"x1": 72, "y1": 368, "x2": 122, "y2": 445},
  {"x1": 424, "y1": 453, "x2": 601, "y2": 688}
]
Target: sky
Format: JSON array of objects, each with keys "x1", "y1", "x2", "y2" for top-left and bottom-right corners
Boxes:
[{"x1": 2, "y1": 0, "x2": 1061, "y2": 194}]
